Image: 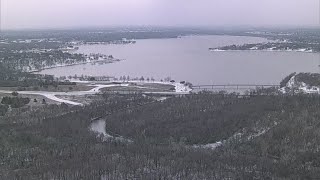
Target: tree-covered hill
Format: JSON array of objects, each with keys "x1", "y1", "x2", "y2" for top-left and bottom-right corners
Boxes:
[{"x1": 2, "y1": 93, "x2": 320, "y2": 179}]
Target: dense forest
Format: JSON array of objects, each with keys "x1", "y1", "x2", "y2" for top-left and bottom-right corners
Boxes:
[
  {"x1": 1, "y1": 50, "x2": 86, "y2": 71},
  {"x1": 1, "y1": 92, "x2": 320, "y2": 179},
  {"x1": 0, "y1": 63, "x2": 44, "y2": 87}
]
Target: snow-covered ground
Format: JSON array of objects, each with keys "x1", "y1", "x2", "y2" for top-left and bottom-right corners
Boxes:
[
  {"x1": 0, "y1": 84, "x2": 130, "y2": 106},
  {"x1": 0, "y1": 81, "x2": 192, "y2": 106},
  {"x1": 193, "y1": 127, "x2": 271, "y2": 151},
  {"x1": 89, "y1": 119, "x2": 133, "y2": 143},
  {"x1": 172, "y1": 82, "x2": 192, "y2": 93},
  {"x1": 130, "y1": 80, "x2": 192, "y2": 94},
  {"x1": 209, "y1": 49, "x2": 226, "y2": 52},
  {"x1": 193, "y1": 141, "x2": 223, "y2": 150},
  {"x1": 89, "y1": 119, "x2": 112, "y2": 138},
  {"x1": 85, "y1": 80, "x2": 193, "y2": 94}
]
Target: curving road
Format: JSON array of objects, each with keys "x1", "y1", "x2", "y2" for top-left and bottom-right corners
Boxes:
[
  {"x1": 0, "y1": 84, "x2": 130, "y2": 106},
  {"x1": 0, "y1": 82, "x2": 192, "y2": 106}
]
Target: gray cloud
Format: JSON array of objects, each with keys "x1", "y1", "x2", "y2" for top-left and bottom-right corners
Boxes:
[{"x1": 2, "y1": 0, "x2": 319, "y2": 29}]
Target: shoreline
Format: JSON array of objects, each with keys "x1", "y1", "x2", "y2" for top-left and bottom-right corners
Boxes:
[
  {"x1": 30, "y1": 58, "x2": 123, "y2": 73},
  {"x1": 209, "y1": 49, "x2": 316, "y2": 53}
]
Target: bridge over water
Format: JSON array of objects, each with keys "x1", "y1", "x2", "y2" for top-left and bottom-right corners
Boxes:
[
  {"x1": 192, "y1": 84, "x2": 280, "y2": 91},
  {"x1": 101, "y1": 84, "x2": 280, "y2": 96}
]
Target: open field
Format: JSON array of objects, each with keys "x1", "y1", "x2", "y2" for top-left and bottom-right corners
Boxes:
[
  {"x1": 100, "y1": 83, "x2": 175, "y2": 92},
  {"x1": 0, "y1": 84, "x2": 94, "y2": 92},
  {"x1": 0, "y1": 81, "x2": 187, "y2": 106}
]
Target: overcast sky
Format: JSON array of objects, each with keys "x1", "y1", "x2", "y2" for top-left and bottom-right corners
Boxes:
[{"x1": 2, "y1": 0, "x2": 320, "y2": 29}]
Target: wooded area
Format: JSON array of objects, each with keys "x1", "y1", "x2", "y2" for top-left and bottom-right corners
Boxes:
[{"x1": 1, "y1": 93, "x2": 320, "y2": 179}]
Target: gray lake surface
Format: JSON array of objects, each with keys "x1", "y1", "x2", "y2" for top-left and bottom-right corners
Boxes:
[{"x1": 40, "y1": 35, "x2": 319, "y2": 85}]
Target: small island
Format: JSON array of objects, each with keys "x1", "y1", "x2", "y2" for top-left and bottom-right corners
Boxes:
[{"x1": 209, "y1": 42, "x2": 320, "y2": 53}]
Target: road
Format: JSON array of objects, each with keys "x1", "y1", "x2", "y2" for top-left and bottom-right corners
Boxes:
[
  {"x1": 0, "y1": 82, "x2": 192, "y2": 106},
  {"x1": 0, "y1": 84, "x2": 130, "y2": 106}
]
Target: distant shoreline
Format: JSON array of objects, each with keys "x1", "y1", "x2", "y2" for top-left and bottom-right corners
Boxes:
[{"x1": 209, "y1": 49, "x2": 316, "y2": 53}]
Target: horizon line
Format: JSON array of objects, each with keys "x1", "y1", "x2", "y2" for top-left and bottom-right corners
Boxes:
[{"x1": 2, "y1": 24, "x2": 320, "y2": 32}]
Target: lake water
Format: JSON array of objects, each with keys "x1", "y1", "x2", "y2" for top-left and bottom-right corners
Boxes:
[{"x1": 40, "y1": 35, "x2": 320, "y2": 85}]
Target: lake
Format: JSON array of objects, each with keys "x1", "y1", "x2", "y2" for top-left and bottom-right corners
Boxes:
[{"x1": 40, "y1": 35, "x2": 320, "y2": 85}]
